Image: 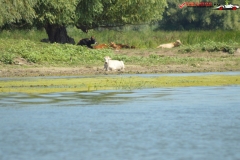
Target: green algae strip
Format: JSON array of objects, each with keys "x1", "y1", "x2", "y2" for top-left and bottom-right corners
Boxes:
[{"x1": 0, "y1": 75, "x2": 239, "y2": 93}]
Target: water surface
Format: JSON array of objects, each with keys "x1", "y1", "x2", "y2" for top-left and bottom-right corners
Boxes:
[{"x1": 0, "y1": 73, "x2": 240, "y2": 160}]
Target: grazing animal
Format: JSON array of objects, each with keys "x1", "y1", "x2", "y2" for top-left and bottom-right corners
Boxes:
[
  {"x1": 93, "y1": 44, "x2": 108, "y2": 49},
  {"x1": 77, "y1": 36, "x2": 96, "y2": 48},
  {"x1": 157, "y1": 40, "x2": 182, "y2": 49},
  {"x1": 110, "y1": 42, "x2": 121, "y2": 51},
  {"x1": 117, "y1": 43, "x2": 136, "y2": 49},
  {"x1": 104, "y1": 56, "x2": 125, "y2": 71},
  {"x1": 109, "y1": 42, "x2": 136, "y2": 50}
]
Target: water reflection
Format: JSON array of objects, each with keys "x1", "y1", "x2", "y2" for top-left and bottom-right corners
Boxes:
[
  {"x1": 0, "y1": 89, "x2": 172, "y2": 106},
  {"x1": 0, "y1": 86, "x2": 239, "y2": 107},
  {"x1": 1, "y1": 73, "x2": 240, "y2": 160}
]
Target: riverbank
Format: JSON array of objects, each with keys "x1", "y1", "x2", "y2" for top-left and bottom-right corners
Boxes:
[
  {"x1": 1, "y1": 74, "x2": 240, "y2": 93},
  {"x1": 1, "y1": 49, "x2": 240, "y2": 77},
  {"x1": 0, "y1": 64, "x2": 239, "y2": 78}
]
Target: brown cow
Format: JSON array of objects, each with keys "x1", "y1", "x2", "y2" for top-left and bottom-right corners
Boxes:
[
  {"x1": 110, "y1": 42, "x2": 121, "y2": 51},
  {"x1": 93, "y1": 44, "x2": 108, "y2": 49},
  {"x1": 110, "y1": 42, "x2": 136, "y2": 51},
  {"x1": 116, "y1": 44, "x2": 136, "y2": 49}
]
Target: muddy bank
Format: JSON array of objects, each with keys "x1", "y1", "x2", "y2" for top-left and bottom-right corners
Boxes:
[{"x1": 0, "y1": 63, "x2": 239, "y2": 78}]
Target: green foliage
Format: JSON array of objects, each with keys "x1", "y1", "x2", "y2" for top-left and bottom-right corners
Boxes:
[
  {"x1": 0, "y1": 36, "x2": 206, "y2": 66},
  {"x1": 0, "y1": 0, "x2": 37, "y2": 26},
  {"x1": 68, "y1": 29, "x2": 240, "y2": 48},
  {"x1": 1, "y1": 0, "x2": 240, "y2": 32},
  {"x1": 75, "y1": 0, "x2": 167, "y2": 28},
  {"x1": 0, "y1": 0, "x2": 167, "y2": 31},
  {"x1": 179, "y1": 40, "x2": 238, "y2": 54},
  {"x1": 1, "y1": 29, "x2": 239, "y2": 67},
  {"x1": 0, "y1": 38, "x2": 114, "y2": 65},
  {"x1": 201, "y1": 41, "x2": 238, "y2": 54},
  {"x1": 1, "y1": 28, "x2": 240, "y2": 48},
  {"x1": 2, "y1": 75, "x2": 240, "y2": 93},
  {"x1": 158, "y1": 0, "x2": 240, "y2": 30},
  {"x1": 0, "y1": 29, "x2": 48, "y2": 41},
  {"x1": 34, "y1": 0, "x2": 77, "y2": 26},
  {"x1": 1, "y1": 53, "x2": 15, "y2": 64}
]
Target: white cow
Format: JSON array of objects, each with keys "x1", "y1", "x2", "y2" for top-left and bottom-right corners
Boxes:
[
  {"x1": 104, "y1": 56, "x2": 125, "y2": 71},
  {"x1": 157, "y1": 40, "x2": 182, "y2": 49}
]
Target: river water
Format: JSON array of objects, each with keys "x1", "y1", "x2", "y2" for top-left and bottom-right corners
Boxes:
[{"x1": 0, "y1": 73, "x2": 240, "y2": 160}]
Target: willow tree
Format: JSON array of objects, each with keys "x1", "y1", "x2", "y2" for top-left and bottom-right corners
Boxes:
[
  {"x1": 0, "y1": 0, "x2": 167, "y2": 44},
  {"x1": 158, "y1": 0, "x2": 240, "y2": 30},
  {"x1": 75, "y1": 0, "x2": 168, "y2": 32},
  {"x1": 33, "y1": 0, "x2": 77, "y2": 44},
  {"x1": 0, "y1": 0, "x2": 37, "y2": 28}
]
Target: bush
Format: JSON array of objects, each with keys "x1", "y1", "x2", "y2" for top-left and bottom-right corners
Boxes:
[
  {"x1": 0, "y1": 38, "x2": 114, "y2": 65},
  {"x1": 179, "y1": 40, "x2": 238, "y2": 54},
  {"x1": 1, "y1": 53, "x2": 15, "y2": 64}
]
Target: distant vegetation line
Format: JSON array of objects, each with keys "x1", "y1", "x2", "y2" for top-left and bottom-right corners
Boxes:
[{"x1": 1, "y1": 28, "x2": 240, "y2": 48}]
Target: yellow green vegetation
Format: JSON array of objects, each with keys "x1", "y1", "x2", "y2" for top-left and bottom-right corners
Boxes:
[{"x1": 0, "y1": 75, "x2": 239, "y2": 93}]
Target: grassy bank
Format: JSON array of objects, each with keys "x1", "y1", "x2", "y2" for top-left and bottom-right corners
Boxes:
[
  {"x1": 0, "y1": 38, "x2": 113, "y2": 66},
  {"x1": 1, "y1": 29, "x2": 239, "y2": 93},
  {"x1": 1, "y1": 38, "x2": 239, "y2": 68},
  {"x1": 1, "y1": 29, "x2": 240, "y2": 66},
  {"x1": 0, "y1": 75, "x2": 240, "y2": 93},
  {"x1": 0, "y1": 29, "x2": 240, "y2": 76},
  {"x1": 1, "y1": 75, "x2": 239, "y2": 93}
]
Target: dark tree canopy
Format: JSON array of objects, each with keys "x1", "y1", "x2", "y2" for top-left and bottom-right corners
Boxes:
[
  {"x1": 33, "y1": 0, "x2": 77, "y2": 44},
  {"x1": 0, "y1": 0, "x2": 37, "y2": 28},
  {"x1": 157, "y1": 0, "x2": 240, "y2": 30},
  {"x1": 0, "y1": 0, "x2": 167, "y2": 43},
  {"x1": 75, "y1": 0, "x2": 167, "y2": 32},
  {"x1": 1, "y1": 0, "x2": 239, "y2": 44}
]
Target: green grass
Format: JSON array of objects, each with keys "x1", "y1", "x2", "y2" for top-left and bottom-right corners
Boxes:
[
  {"x1": 72, "y1": 29, "x2": 240, "y2": 48},
  {"x1": 0, "y1": 38, "x2": 239, "y2": 67},
  {"x1": 0, "y1": 28, "x2": 240, "y2": 66},
  {"x1": 0, "y1": 38, "x2": 114, "y2": 65},
  {"x1": 179, "y1": 40, "x2": 239, "y2": 54},
  {"x1": 0, "y1": 29, "x2": 47, "y2": 42},
  {"x1": 1, "y1": 28, "x2": 240, "y2": 47},
  {"x1": 67, "y1": 28, "x2": 240, "y2": 47},
  {"x1": 1, "y1": 75, "x2": 240, "y2": 93}
]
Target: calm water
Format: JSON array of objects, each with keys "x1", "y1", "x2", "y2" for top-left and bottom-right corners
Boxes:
[{"x1": 0, "y1": 73, "x2": 240, "y2": 160}]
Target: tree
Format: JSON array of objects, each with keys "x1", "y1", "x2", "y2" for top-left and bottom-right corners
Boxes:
[
  {"x1": 34, "y1": 0, "x2": 77, "y2": 44},
  {"x1": 0, "y1": 0, "x2": 167, "y2": 44},
  {"x1": 157, "y1": 0, "x2": 240, "y2": 30},
  {"x1": 75, "y1": 0, "x2": 167, "y2": 32},
  {"x1": 0, "y1": 0, "x2": 37, "y2": 29}
]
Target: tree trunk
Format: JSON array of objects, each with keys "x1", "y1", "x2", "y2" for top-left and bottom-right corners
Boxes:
[{"x1": 44, "y1": 23, "x2": 75, "y2": 44}]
